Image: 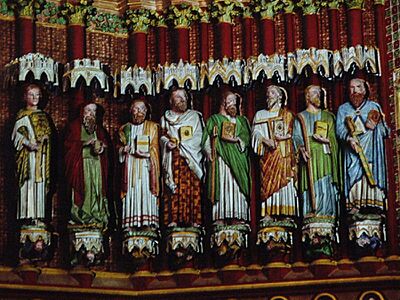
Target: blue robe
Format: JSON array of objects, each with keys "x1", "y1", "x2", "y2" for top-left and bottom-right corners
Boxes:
[{"x1": 336, "y1": 100, "x2": 389, "y2": 210}]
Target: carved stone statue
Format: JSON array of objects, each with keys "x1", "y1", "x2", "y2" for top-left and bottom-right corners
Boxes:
[
  {"x1": 336, "y1": 78, "x2": 389, "y2": 257},
  {"x1": 251, "y1": 85, "x2": 298, "y2": 262},
  {"x1": 202, "y1": 88, "x2": 251, "y2": 264},
  {"x1": 12, "y1": 83, "x2": 54, "y2": 264},
  {"x1": 293, "y1": 85, "x2": 340, "y2": 260},
  {"x1": 64, "y1": 102, "x2": 111, "y2": 267},
  {"x1": 118, "y1": 99, "x2": 160, "y2": 261},
  {"x1": 160, "y1": 88, "x2": 204, "y2": 268}
]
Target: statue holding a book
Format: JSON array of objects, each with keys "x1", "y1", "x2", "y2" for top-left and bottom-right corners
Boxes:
[
  {"x1": 118, "y1": 99, "x2": 160, "y2": 261},
  {"x1": 160, "y1": 87, "x2": 204, "y2": 268},
  {"x1": 202, "y1": 88, "x2": 251, "y2": 264},
  {"x1": 251, "y1": 85, "x2": 298, "y2": 262},
  {"x1": 293, "y1": 85, "x2": 340, "y2": 260},
  {"x1": 336, "y1": 78, "x2": 389, "y2": 257}
]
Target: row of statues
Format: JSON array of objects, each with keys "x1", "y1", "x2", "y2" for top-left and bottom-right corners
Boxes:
[{"x1": 12, "y1": 78, "x2": 389, "y2": 267}]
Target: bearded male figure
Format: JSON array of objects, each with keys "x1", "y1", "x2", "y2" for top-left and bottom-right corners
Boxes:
[
  {"x1": 65, "y1": 103, "x2": 110, "y2": 230},
  {"x1": 252, "y1": 85, "x2": 298, "y2": 221},
  {"x1": 202, "y1": 90, "x2": 251, "y2": 224},
  {"x1": 160, "y1": 88, "x2": 204, "y2": 227},
  {"x1": 336, "y1": 78, "x2": 389, "y2": 214},
  {"x1": 202, "y1": 89, "x2": 251, "y2": 263},
  {"x1": 336, "y1": 78, "x2": 389, "y2": 256},
  {"x1": 119, "y1": 100, "x2": 160, "y2": 231},
  {"x1": 293, "y1": 85, "x2": 340, "y2": 259},
  {"x1": 160, "y1": 88, "x2": 204, "y2": 267}
]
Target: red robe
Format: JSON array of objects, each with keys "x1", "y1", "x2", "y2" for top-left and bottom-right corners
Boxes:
[{"x1": 64, "y1": 118, "x2": 110, "y2": 208}]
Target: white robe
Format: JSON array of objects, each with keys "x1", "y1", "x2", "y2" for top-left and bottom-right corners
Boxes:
[
  {"x1": 12, "y1": 115, "x2": 46, "y2": 220},
  {"x1": 160, "y1": 109, "x2": 204, "y2": 193},
  {"x1": 120, "y1": 123, "x2": 158, "y2": 228}
]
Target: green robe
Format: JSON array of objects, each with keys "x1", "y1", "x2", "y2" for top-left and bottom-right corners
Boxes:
[
  {"x1": 201, "y1": 114, "x2": 251, "y2": 203},
  {"x1": 70, "y1": 126, "x2": 109, "y2": 228},
  {"x1": 293, "y1": 110, "x2": 341, "y2": 217}
]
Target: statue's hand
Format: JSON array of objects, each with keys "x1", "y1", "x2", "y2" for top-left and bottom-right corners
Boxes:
[
  {"x1": 263, "y1": 138, "x2": 276, "y2": 149},
  {"x1": 312, "y1": 134, "x2": 330, "y2": 144},
  {"x1": 84, "y1": 138, "x2": 96, "y2": 147},
  {"x1": 206, "y1": 152, "x2": 214, "y2": 162},
  {"x1": 365, "y1": 119, "x2": 377, "y2": 130},
  {"x1": 222, "y1": 136, "x2": 239, "y2": 143},
  {"x1": 275, "y1": 134, "x2": 291, "y2": 141},
  {"x1": 347, "y1": 137, "x2": 360, "y2": 152},
  {"x1": 123, "y1": 145, "x2": 131, "y2": 154},
  {"x1": 26, "y1": 141, "x2": 39, "y2": 151},
  {"x1": 299, "y1": 145, "x2": 310, "y2": 162},
  {"x1": 167, "y1": 140, "x2": 177, "y2": 150},
  {"x1": 135, "y1": 150, "x2": 150, "y2": 158}
]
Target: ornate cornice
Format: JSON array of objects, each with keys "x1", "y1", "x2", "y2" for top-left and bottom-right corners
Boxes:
[
  {"x1": 200, "y1": 8, "x2": 210, "y2": 23},
  {"x1": 282, "y1": 0, "x2": 295, "y2": 13},
  {"x1": 10, "y1": 0, "x2": 46, "y2": 18},
  {"x1": 87, "y1": 11, "x2": 128, "y2": 34},
  {"x1": 345, "y1": 0, "x2": 364, "y2": 10},
  {"x1": 327, "y1": 0, "x2": 344, "y2": 9},
  {"x1": 166, "y1": 4, "x2": 202, "y2": 28},
  {"x1": 297, "y1": 0, "x2": 320, "y2": 15},
  {"x1": 208, "y1": 0, "x2": 244, "y2": 24},
  {"x1": 61, "y1": 1, "x2": 96, "y2": 25},
  {"x1": 251, "y1": 0, "x2": 284, "y2": 20},
  {"x1": 36, "y1": 1, "x2": 66, "y2": 24},
  {"x1": 0, "y1": 0, "x2": 14, "y2": 17},
  {"x1": 125, "y1": 8, "x2": 159, "y2": 33}
]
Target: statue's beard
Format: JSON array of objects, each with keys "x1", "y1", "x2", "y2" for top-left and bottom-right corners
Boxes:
[
  {"x1": 175, "y1": 101, "x2": 187, "y2": 113},
  {"x1": 350, "y1": 93, "x2": 365, "y2": 108},
  {"x1": 267, "y1": 97, "x2": 280, "y2": 110},
  {"x1": 309, "y1": 96, "x2": 321, "y2": 108},
  {"x1": 132, "y1": 113, "x2": 146, "y2": 125},
  {"x1": 226, "y1": 105, "x2": 237, "y2": 117},
  {"x1": 83, "y1": 115, "x2": 97, "y2": 134}
]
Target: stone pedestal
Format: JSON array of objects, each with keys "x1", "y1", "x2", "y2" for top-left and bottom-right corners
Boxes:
[
  {"x1": 19, "y1": 224, "x2": 52, "y2": 265},
  {"x1": 123, "y1": 229, "x2": 159, "y2": 260},
  {"x1": 166, "y1": 226, "x2": 203, "y2": 269},
  {"x1": 302, "y1": 217, "x2": 337, "y2": 260},
  {"x1": 257, "y1": 219, "x2": 296, "y2": 263},
  {"x1": 211, "y1": 224, "x2": 250, "y2": 267},
  {"x1": 68, "y1": 225, "x2": 105, "y2": 267},
  {"x1": 348, "y1": 215, "x2": 384, "y2": 258}
]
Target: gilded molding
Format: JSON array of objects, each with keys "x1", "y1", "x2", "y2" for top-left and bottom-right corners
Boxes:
[
  {"x1": 0, "y1": 14, "x2": 15, "y2": 20},
  {"x1": 92, "y1": 0, "x2": 126, "y2": 15},
  {"x1": 36, "y1": 20, "x2": 66, "y2": 28},
  {"x1": 87, "y1": 28, "x2": 128, "y2": 38}
]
